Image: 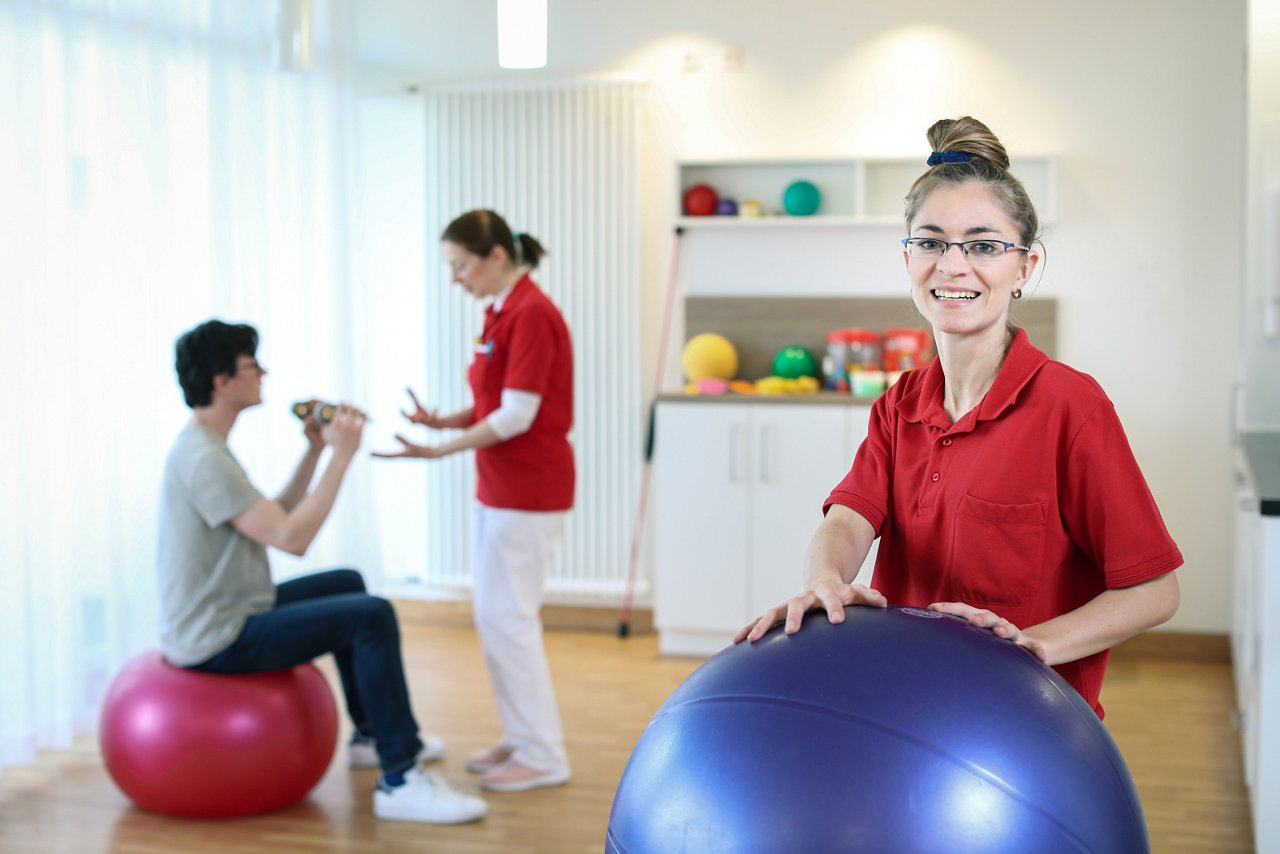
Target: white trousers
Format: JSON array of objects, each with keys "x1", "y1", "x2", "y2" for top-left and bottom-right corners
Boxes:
[{"x1": 472, "y1": 503, "x2": 569, "y2": 773}]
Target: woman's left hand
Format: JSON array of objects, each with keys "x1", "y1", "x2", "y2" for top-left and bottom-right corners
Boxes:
[
  {"x1": 371, "y1": 434, "x2": 444, "y2": 460},
  {"x1": 927, "y1": 601, "x2": 1048, "y2": 662}
]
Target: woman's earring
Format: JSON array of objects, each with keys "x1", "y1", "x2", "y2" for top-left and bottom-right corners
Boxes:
[{"x1": 1011, "y1": 289, "x2": 1023, "y2": 300}]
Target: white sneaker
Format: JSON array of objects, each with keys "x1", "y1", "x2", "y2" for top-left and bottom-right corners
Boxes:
[
  {"x1": 349, "y1": 735, "x2": 446, "y2": 769},
  {"x1": 373, "y1": 766, "x2": 488, "y2": 824}
]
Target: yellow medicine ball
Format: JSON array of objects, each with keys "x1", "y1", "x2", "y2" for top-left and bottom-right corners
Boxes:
[{"x1": 682, "y1": 333, "x2": 739, "y2": 381}]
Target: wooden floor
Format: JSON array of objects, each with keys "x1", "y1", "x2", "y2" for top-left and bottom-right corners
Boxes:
[{"x1": 0, "y1": 620, "x2": 1255, "y2": 853}]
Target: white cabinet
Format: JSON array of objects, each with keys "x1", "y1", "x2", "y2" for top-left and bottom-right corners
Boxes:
[
  {"x1": 1232, "y1": 458, "x2": 1259, "y2": 733},
  {"x1": 652, "y1": 400, "x2": 876, "y2": 656},
  {"x1": 1232, "y1": 438, "x2": 1280, "y2": 850}
]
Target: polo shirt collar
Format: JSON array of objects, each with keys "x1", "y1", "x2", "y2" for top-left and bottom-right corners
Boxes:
[
  {"x1": 489, "y1": 273, "x2": 533, "y2": 315},
  {"x1": 896, "y1": 328, "x2": 1048, "y2": 430}
]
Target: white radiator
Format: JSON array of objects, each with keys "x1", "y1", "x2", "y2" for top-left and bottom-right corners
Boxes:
[{"x1": 418, "y1": 77, "x2": 645, "y2": 603}]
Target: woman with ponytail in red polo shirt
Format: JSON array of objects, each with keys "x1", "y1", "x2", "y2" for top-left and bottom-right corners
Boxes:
[
  {"x1": 735, "y1": 118, "x2": 1182, "y2": 719},
  {"x1": 375, "y1": 209, "x2": 574, "y2": 792}
]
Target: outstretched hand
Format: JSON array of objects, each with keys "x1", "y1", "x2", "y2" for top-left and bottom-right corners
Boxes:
[
  {"x1": 401, "y1": 387, "x2": 449, "y2": 429},
  {"x1": 927, "y1": 601, "x2": 1049, "y2": 662},
  {"x1": 733, "y1": 579, "x2": 887, "y2": 644},
  {"x1": 371, "y1": 433, "x2": 444, "y2": 460}
]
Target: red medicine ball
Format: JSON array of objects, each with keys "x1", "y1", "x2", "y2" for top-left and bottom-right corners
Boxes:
[{"x1": 683, "y1": 184, "x2": 718, "y2": 216}]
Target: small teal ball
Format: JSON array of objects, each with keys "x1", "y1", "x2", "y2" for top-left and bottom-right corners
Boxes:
[{"x1": 782, "y1": 180, "x2": 821, "y2": 216}]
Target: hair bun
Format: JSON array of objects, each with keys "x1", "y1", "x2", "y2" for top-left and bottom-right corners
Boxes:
[{"x1": 925, "y1": 116, "x2": 1010, "y2": 171}]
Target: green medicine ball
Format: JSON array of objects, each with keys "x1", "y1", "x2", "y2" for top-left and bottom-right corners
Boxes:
[
  {"x1": 772, "y1": 345, "x2": 818, "y2": 379},
  {"x1": 782, "y1": 180, "x2": 821, "y2": 216}
]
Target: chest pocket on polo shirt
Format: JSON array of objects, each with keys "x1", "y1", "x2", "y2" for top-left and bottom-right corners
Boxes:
[
  {"x1": 472, "y1": 343, "x2": 507, "y2": 395},
  {"x1": 949, "y1": 493, "x2": 1048, "y2": 606}
]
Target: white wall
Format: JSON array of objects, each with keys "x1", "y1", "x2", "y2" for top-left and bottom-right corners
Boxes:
[
  {"x1": 356, "y1": 0, "x2": 1247, "y2": 633},
  {"x1": 1246, "y1": 0, "x2": 1280, "y2": 428}
]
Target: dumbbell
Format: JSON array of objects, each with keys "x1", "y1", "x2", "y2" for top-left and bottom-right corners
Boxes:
[{"x1": 292, "y1": 399, "x2": 337, "y2": 425}]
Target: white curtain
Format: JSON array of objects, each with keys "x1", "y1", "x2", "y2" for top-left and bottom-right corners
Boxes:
[{"x1": 0, "y1": 0, "x2": 372, "y2": 775}]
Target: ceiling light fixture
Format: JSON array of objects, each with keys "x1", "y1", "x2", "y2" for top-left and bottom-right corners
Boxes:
[
  {"x1": 274, "y1": 0, "x2": 315, "y2": 72},
  {"x1": 496, "y1": 0, "x2": 547, "y2": 69}
]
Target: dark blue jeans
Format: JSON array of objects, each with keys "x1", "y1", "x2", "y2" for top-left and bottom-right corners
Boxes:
[{"x1": 191, "y1": 568, "x2": 424, "y2": 774}]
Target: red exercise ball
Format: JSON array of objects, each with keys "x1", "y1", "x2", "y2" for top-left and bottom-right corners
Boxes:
[
  {"x1": 682, "y1": 183, "x2": 719, "y2": 216},
  {"x1": 100, "y1": 651, "x2": 338, "y2": 818}
]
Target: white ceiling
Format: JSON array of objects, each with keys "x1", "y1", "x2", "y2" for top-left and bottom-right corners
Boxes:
[
  {"x1": 351, "y1": 0, "x2": 857, "y2": 81},
  {"x1": 354, "y1": 1, "x2": 498, "y2": 78}
]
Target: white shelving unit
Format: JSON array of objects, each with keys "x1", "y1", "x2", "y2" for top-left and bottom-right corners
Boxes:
[
  {"x1": 676, "y1": 156, "x2": 1058, "y2": 230},
  {"x1": 674, "y1": 156, "x2": 1058, "y2": 298}
]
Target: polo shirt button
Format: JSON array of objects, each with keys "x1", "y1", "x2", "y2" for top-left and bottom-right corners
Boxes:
[
  {"x1": 942, "y1": 438, "x2": 952, "y2": 446},
  {"x1": 931, "y1": 473, "x2": 940, "y2": 482}
]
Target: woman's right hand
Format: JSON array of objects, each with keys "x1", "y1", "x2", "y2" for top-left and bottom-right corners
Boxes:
[
  {"x1": 733, "y1": 578, "x2": 886, "y2": 645},
  {"x1": 401, "y1": 387, "x2": 450, "y2": 429}
]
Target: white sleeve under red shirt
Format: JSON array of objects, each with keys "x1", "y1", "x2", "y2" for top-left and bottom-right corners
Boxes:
[
  {"x1": 487, "y1": 388, "x2": 541, "y2": 439},
  {"x1": 467, "y1": 274, "x2": 575, "y2": 511},
  {"x1": 824, "y1": 329, "x2": 1182, "y2": 718}
]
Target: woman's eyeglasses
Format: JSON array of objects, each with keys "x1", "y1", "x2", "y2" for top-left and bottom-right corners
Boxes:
[{"x1": 902, "y1": 237, "x2": 1029, "y2": 264}]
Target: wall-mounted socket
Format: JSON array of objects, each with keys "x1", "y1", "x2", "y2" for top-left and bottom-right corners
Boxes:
[
  {"x1": 681, "y1": 51, "x2": 702, "y2": 73},
  {"x1": 723, "y1": 48, "x2": 744, "y2": 70}
]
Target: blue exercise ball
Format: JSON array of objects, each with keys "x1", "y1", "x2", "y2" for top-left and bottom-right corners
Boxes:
[
  {"x1": 606, "y1": 605, "x2": 1148, "y2": 854},
  {"x1": 782, "y1": 179, "x2": 821, "y2": 216}
]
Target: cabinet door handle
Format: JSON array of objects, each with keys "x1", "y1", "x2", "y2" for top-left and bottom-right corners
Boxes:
[
  {"x1": 1230, "y1": 707, "x2": 1247, "y2": 733},
  {"x1": 729, "y1": 424, "x2": 743, "y2": 483},
  {"x1": 760, "y1": 425, "x2": 776, "y2": 484},
  {"x1": 1230, "y1": 381, "x2": 1243, "y2": 447}
]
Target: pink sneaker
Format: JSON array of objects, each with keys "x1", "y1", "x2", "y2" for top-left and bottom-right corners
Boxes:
[
  {"x1": 479, "y1": 758, "x2": 570, "y2": 793},
  {"x1": 465, "y1": 743, "x2": 514, "y2": 774}
]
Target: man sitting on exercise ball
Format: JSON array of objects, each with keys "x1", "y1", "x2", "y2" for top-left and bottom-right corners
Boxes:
[{"x1": 156, "y1": 318, "x2": 486, "y2": 825}]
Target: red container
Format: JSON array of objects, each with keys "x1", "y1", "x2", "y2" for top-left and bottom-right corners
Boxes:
[
  {"x1": 882, "y1": 328, "x2": 931, "y2": 372},
  {"x1": 844, "y1": 328, "x2": 881, "y2": 371}
]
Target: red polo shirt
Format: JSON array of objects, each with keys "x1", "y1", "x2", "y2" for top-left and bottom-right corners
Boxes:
[
  {"x1": 825, "y1": 329, "x2": 1182, "y2": 717},
  {"x1": 469, "y1": 274, "x2": 575, "y2": 511}
]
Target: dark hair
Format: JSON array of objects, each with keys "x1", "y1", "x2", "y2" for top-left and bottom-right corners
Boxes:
[
  {"x1": 441, "y1": 209, "x2": 546, "y2": 270},
  {"x1": 174, "y1": 319, "x2": 259, "y2": 408},
  {"x1": 904, "y1": 116, "x2": 1041, "y2": 247}
]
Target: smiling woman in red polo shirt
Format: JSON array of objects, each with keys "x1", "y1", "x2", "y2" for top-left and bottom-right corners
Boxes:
[
  {"x1": 374, "y1": 209, "x2": 574, "y2": 791},
  {"x1": 735, "y1": 117, "x2": 1181, "y2": 719}
]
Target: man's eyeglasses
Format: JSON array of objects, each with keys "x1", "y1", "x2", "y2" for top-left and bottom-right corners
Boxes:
[
  {"x1": 902, "y1": 237, "x2": 1029, "y2": 264},
  {"x1": 236, "y1": 358, "x2": 266, "y2": 374}
]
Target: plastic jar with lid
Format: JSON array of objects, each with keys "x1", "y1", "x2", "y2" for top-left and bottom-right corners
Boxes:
[
  {"x1": 845, "y1": 329, "x2": 881, "y2": 372},
  {"x1": 823, "y1": 330, "x2": 853, "y2": 392}
]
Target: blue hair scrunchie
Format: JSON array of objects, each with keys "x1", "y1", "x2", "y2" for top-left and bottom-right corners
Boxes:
[{"x1": 927, "y1": 151, "x2": 973, "y2": 166}]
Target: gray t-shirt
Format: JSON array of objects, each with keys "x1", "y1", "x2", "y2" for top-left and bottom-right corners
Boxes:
[{"x1": 157, "y1": 422, "x2": 276, "y2": 666}]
